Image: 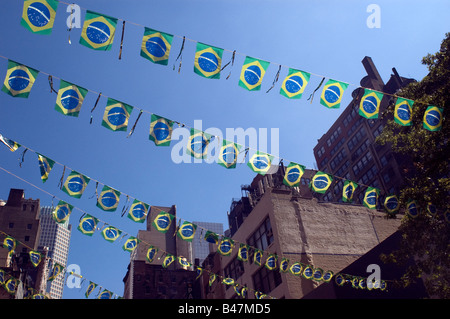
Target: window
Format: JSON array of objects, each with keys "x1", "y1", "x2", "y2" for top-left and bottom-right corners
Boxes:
[
  {"x1": 24, "y1": 236, "x2": 30, "y2": 242},
  {"x1": 224, "y1": 257, "x2": 244, "y2": 285},
  {"x1": 27, "y1": 224, "x2": 32, "y2": 230},
  {"x1": 247, "y1": 217, "x2": 273, "y2": 252},
  {"x1": 252, "y1": 265, "x2": 282, "y2": 294},
  {"x1": 22, "y1": 204, "x2": 27, "y2": 211},
  {"x1": 8, "y1": 223, "x2": 14, "y2": 229}
]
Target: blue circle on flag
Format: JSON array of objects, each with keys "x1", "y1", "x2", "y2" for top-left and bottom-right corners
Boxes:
[
  {"x1": 27, "y1": 2, "x2": 51, "y2": 27},
  {"x1": 56, "y1": 206, "x2": 69, "y2": 220},
  {"x1": 132, "y1": 204, "x2": 146, "y2": 219},
  {"x1": 285, "y1": 75, "x2": 303, "y2": 94},
  {"x1": 363, "y1": 96, "x2": 378, "y2": 114},
  {"x1": 198, "y1": 52, "x2": 219, "y2": 73},
  {"x1": 181, "y1": 225, "x2": 194, "y2": 237},
  {"x1": 220, "y1": 241, "x2": 232, "y2": 254},
  {"x1": 314, "y1": 176, "x2": 329, "y2": 189},
  {"x1": 61, "y1": 89, "x2": 80, "y2": 110},
  {"x1": 244, "y1": 65, "x2": 261, "y2": 85},
  {"x1": 366, "y1": 193, "x2": 377, "y2": 206},
  {"x1": 240, "y1": 248, "x2": 248, "y2": 259},
  {"x1": 287, "y1": 167, "x2": 300, "y2": 183},
  {"x1": 156, "y1": 216, "x2": 170, "y2": 229},
  {"x1": 324, "y1": 85, "x2": 341, "y2": 103},
  {"x1": 105, "y1": 228, "x2": 117, "y2": 239},
  {"x1": 101, "y1": 191, "x2": 117, "y2": 208},
  {"x1": 82, "y1": 219, "x2": 95, "y2": 232},
  {"x1": 8, "y1": 69, "x2": 30, "y2": 91},
  {"x1": 67, "y1": 176, "x2": 84, "y2": 193},
  {"x1": 222, "y1": 146, "x2": 237, "y2": 164},
  {"x1": 87, "y1": 21, "x2": 111, "y2": 44},
  {"x1": 345, "y1": 185, "x2": 354, "y2": 198},
  {"x1": 385, "y1": 197, "x2": 398, "y2": 210},
  {"x1": 397, "y1": 104, "x2": 411, "y2": 121},
  {"x1": 154, "y1": 122, "x2": 169, "y2": 140},
  {"x1": 191, "y1": 136, "x2": 207, "y2": 154},
  {"x1": 253, "y1": 155, "x2": 269, "y2": 170},
  {"x1": 146, "y1": 36, "x2": 167, "y2": 58},
  {"x1": 426, "y1": 110, "x2": 441, "y2": 126},
  {"x1": 107, "y1": 107, "x2": 127, "y2": 126}
]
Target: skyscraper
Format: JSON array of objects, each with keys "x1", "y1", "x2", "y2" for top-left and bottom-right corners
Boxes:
[
  {"x1": 38, "y1": 206, "x2": 72, "y2": 299},
  {"x1": 191, "y1": 221, "x2": 223, "y2": 265}
]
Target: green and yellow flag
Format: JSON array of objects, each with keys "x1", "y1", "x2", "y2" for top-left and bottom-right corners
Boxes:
[
  {"x1": 208, "y1": 273, "x2": 217, "y2": 286},
  {"x1": 3, "y1": 236, "x2": 16, "y2": 255},
  {"x1": 363, "y1": 187, "x2": 379, "y2": 209},
  {"x1": 149, "y1": 114, "x2": 174, "y2": 146},
  {"x1": 218, "y1": 140, "x2": 242, "y2": 169},
  {"x1": 37, "y1": 153, "x2": 55, "y2": 183},
  {"x1": 253, "y1": 249, "x2": 263, "y2": 266},
  {"x1": 97, "y1": 289, "x2": 113, "y2": 299},
  {"x1": 342, "y1": 180, "x2": 358, "y2": 202},
  {"x1": 96, "y1": 185, "x2": 120, "y2": 212},
  {"x1": 204, "y1": 231, "x2": 219, "y2": 245},
  {"x1": 280, "y1": 68, "x2": 310, "y2": 99},
  {"x1": 283, "y1": 162, "x2": 305, "y2": 187},
  {"x1": 140, "y1": 27, "x2": 173, "y2": 65},
  {"x1": 384, "y1": 194, "x2": 399, "y2": 214},
  {"x1": 239, "y1": 56, "x2": 270, "y2": 91},
  {"x1": 394, "y1": 97, "x2": 414, "y2": 126},
  {"x1": 29, "y1": 250, "x2": 42, "y2": 267},
  {"x1": 237, "y1": 244, "x2": 249, "y2": 262},
  {"x1": 102, "y1": 98, "x2": 133, "y2": 132},
  {"x1": 162, "y1": 254, "x2": 175, "y2": 268},
  {"x1": 77, "y1": 214, "x2": 99, "y2": 236},
  {"x1": 146, "y1": 246, "x2": 158, "y2": 263},
  {"x1": 85, "y1": 281, "x2": 97, "y2": 298},
  {"x1": 265, "y1": 254, "x2": 277, "y2": 271},
  {"x1": 423, "y1": 105, "x2": 443, "y2": 131},
  {"x1": 101, "y1": 225, "x2": 122, "y2": 243},
  {"x1": 80, "y1": 10, "x2": 117, "y2": 51},
  {"x1": 55, "y1": 80, "x2": 88, "y2": 117},
  {"x1": 127, "y1": 199, "x2": 148, "y2": 223},
  {"x1": 320, "y1": 79, "x2": 349, "y2": 108},
  {"x1": 186, "y1": 128, "x2": 212, "y2": 159},
  {"x1": 217, "y1": 237, "x2": 234, "y2": 256},
  {"x1": 312, "y1": 268, "x2": 324, "y2": 281},
  {"x1": 280, "y1": 258, "x2": 289, "y2": 273},
  {"x1": 310, "y1": 171, "x2": 333, "y2": 194},
  {"x1": 0, "y1": 134, "x2": 20, "y2": 152},
  {"x1": 52, "y1": 200, "x2": 73, "y2": 224},
  {"x1": 2, "y1": 60, "x2": 39, "y2": 98},
  {"x1": 48, "y1": 262, "x2": 64, "y2": 281},
  {"x1": 5, "y1": 278, "x2": 19, "y2": 295},
  {"x1": 152, "y1": 211, "x2": 174, "y2": 233},
  {"x1": 178, "y1": 256, "x2": 191, "y2": 269},
  {"x1": 62, "y1": 170, "x2": 90, "y2": 198},
  {"x1": 406, "y1": 200, "x2": 419, "y2": 219},
  {"x1": 194, "y1": 42, "x2": 223, "y2": 79},
  {"x1": 122, "y1": 236, "x2": 139, "y2": 252},
  {"x1": 302, "y1": 265, "x2": 314, "y2": 280},
  {"x1": 177, "y1": 221, "x2": 197, "y2": 242},
  {"x1": 21, "y1": 0, "x2": 59, "y2": 34},
  {"x1": 359, "y1": 88, "x2": 383, "y2": 119},
  {"x1": 247, "y1": 151, "x2": 273, "y2": 176}
]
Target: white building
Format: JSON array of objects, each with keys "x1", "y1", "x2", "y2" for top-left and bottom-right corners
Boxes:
[{"x1": 38, "y1": 206, "x2": 72, "y2": 299}]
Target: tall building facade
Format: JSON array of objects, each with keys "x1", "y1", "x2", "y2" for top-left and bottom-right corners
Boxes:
[
  {"x1": 191, "y1": 221, "x2": 223, "y2": 265},
  {"x1": 37, "y1": 206, "x2": 72, "y2": 299},
  {"x1": 123, "y1": 205, "x2": 200, "y2": 299},
  {"x1": 313, "y1": 56, "x2": 416, "y2": 204},
  {"x1": 214, "y1": 168, "x2": 400, "y2": 299}
]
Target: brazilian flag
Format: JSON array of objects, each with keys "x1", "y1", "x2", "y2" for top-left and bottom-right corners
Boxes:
[
  {"x1": 37, "y1": 153, "x2": 55, "y2": 183},
  {"x1": 194, "y1": 42, "x2": 223, "y2": 79},
  {"x1": 320, "y1": 79, "x2": 349, "y2": 109},
  {"x1": 384, "y1": 194, "x2": 399, "y2": 214},
  {"x1": 146, "y1": 246, "x2": 158, "y2": 263},
  {"x1": 255, "y1": 291, "x2": 266, "y2": 300},
  {"x1": 335, "y1": 273, "x2": 346, "y2": 286},
  {"x1": 208, "y1": 273, "x2": 217, "y2": 286},
  {"x1": 97, "y1": 289, "x2": 113, "y2": 299},
  {"x1": 359, "y1": 88, "x2": 383, "y2": 119},
  {"x1": 363, "y1": 187, "x2": 379, "y2": 209},
  {"x1": 122, "y1": 236, "x2": 139, "y2": 252},
  {"x1": 406, "y1": 200, "x2": 419, "y2": 219},
  {"x1": 96, "y1": 185, "x2": 120, "y2": 212},
  {"x1": 102, "y1": 98, "x2": 134, "y2": 132},
  {"x1": 162, "y1": 254, "x2": 175, "y2": 268},
  {"x1": 62, "y1": 170, "x2": 90, "y2": 199},
  {"x1": 280, "y1": 68, "x2": 310, "y2": 99},
  {"x1": 394, "y1": 97, "x2": 414, "y2": 126},
  {"x1": 0, "y1": 269, "x2": 5, "y2": 285},
  {"x1": 237, "y1": 244, "x2": 249, "y2": 262},
  {"x1": 5, "y1": 278, "x2": 19, "y2": 295},
  {"x1": 322, "y1": 270, "x2": 334, "y2": 283},
  {"x1": 80, "y1": 10, "x2": 117, "y2": 51},
  {"x1": 48, "y1": 262, "x2": 64, "y2": 282},
  {"x1": 342, "y1": 180, "x2": 358, "y2": 202},
  {"x1": 178, "y1": 256, "x2": 191, "y2": 269},
  {"x1": 186, "y1": 128, "x2": 212, "y2": 159},
  {"x1": 149, "y1": 114, "x2": 174, "y2": 146},
  {"x1": 312, "y1": 268, "x2": 324, "y2": 281},
  {"x1": 427, "y1": 203, "x2": 437, "y2": 216},
  {"x1": 265, "y1": 255, "x2": 277, "y2": 271},
  {"x1": 21, "y1": 0, "x2": 59, "y2": 34},
  {"x1": 3, "y1": 236, "x2": 16, "y2": 255},
  {"x1": 55, "y1": 80, "x2": 88, "y2": 117},
  {"x1": 283, "y1": 162, "x2": 305, "y2": 187},
  {"x1": 85, "y1": 281, "x2": 97, "y2": 298},
  {"x1": 222, "y1": 278, "x2": 235, "y2": 286},
  {"x1": 52, "y1": 200, "x2": 73, "y2": 224},
  {"x1": 289, "y1": 262, "x2": 302, "y2": 276},
  {"x1": 218, "y1": 140, "x2": 242, "y2": 169},
  {"x1": 78, "y1": 214, "x2": 99, "y2": 236},
  {"x1": 423, "y1": 105, "x2": 443, "y2": 131},
  {"x1": 127, "y1": 199, "x2": 149, "y2": 223},
  {"x1": 29, "y1": 250, "x2": 42, "y2": 267},
  {"x1": 2, "y1": 60, "x2": 39, "y2": 98},
  {"x1": 302, "y1": 265, "x2": 314, "y2": 280},
  {"x1": 140, "y1": 27, "x2": 173, "y2": 65},
  {"x1": 280, "y1": 258, "x2": 289, "y2": 273},
  {"x1": 101, "y1": 225, "x2": 122, "y2": 243},
  {"x1": 239, "y1": 56, "x2": 270, "y2": 91},
  {"x1": 0, "y1": 134, "x2": 21, "y2": 152},
  {"x1": 204, "y1": 231, "x2": 219, "y2": 244},
  {"x1": 217, "y1": 237, "x2": 234, "y2": 256},
  {"x1": 253, "y1": 249, "x2": 263, "y2": 266},
  {"x1": 152, "y1": 211, "x2": 174, "y2": 233},
  {"x1": 247, "y1": 151, "x2": 273, "y2": 176},
  {"x1": 310, "y1": 171, "x2": 333, "y2": 194},
  {"x1": 195, "y1": 266, "x2": 203, "y2": 280},
  {"x1": 177, "y1": 221, "x2": 197, "y2": 242}
]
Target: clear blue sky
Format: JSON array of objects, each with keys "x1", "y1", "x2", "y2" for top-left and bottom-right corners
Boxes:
[{"x1": 0, "y1": 0, "x2": 448, "y2": 298}]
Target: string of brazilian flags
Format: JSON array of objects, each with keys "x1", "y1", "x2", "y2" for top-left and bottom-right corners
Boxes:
[
  {"x1": 0, "y1": 142, "x2": 396, "y2": 299},
  {"x1": 0, "y1": 229, "x2": 121, "y2": 299},
  {"x1": 16, "y1": 0, "x2": 445, "y2": 132}
]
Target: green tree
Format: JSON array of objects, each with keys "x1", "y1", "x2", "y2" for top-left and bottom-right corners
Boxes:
[{"x1": 376, "y1": 33, "x2": 450, "y2": 298}]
